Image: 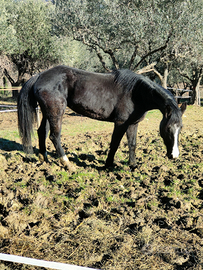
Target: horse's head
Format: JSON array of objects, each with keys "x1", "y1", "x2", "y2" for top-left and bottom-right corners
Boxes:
[{"x1": 160, "y1": 103, "x2": 186, "y2": 159}]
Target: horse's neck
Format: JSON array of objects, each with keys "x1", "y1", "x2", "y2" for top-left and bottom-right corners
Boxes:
[{"x1": 143, "y1": 86, "x2": 173, "y2": 115}]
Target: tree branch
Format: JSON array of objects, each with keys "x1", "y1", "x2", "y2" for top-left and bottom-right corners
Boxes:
[
  {"x1": 177, "y1": 68, "x2": 191, "y2": 81},
  {"x1": 177, "y1": 67, "x2": 203, "y2": 83},
  {"x1": 134, "y1": 44, "x2": 167, "y2": 70},
  {"x1": 129, "y1": 46, "x2": 138, "y2": 70},
  {"x1": 3, "y1": 68, "x2": 15, "y2": 85},
  {"x1": 102, "y1": 48, "x2": 119, "y2": 70},
  {"x1": 136, "y1": 62, "x2": 157, "y2": 74},
  {"x1": 94, "y1": 49, "x2": 111, "y2": 72},
  {"x1": 80, "y1": 37, "x2": 111, "y2": 72},
  {"x1": 133, "y1": 32, "x2": 172, "y2": 70}
]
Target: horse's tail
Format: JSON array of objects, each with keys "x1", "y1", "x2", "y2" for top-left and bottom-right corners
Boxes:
[{"x1": 17, "y1": 74, "x2": 40, "y2": 153}]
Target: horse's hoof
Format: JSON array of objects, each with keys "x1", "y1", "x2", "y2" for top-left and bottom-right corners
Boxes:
[
  {"x1": 68, "y1": 164, "x2": 76, "y2": 172},
  {"x1": 105, "y1": 161, "x2": 114, "y2": 168},
  {"x1": 38, "y1": 153, "x2": 45, "y2": 163},
  {"x1": 24, "y1": 146, "x2": 33, "y2": 154},
  {"x1": 38, "y1": 152, "x2": 48, "y2": 163},
  {"x1": 129, "y1": 163, "x2": 137, "y2": 170},
  {"x1": 129, "y1": 163, "x2": 138, "y2": 171},
  {"x1": 104, "y1": 163, "x2": 114, "y2": 171},
  {"x1": 60, "y1": 156, "x2": 76, "y2": 172}
]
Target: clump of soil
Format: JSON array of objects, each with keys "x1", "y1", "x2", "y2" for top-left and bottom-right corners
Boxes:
[{"x1": 0, "y1": 103, "x2": 203, "y2": 270}]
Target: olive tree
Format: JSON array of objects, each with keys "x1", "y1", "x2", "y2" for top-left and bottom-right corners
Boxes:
[
  {"x1": 0, "y1": 0, "x2": 17, "y2": 54},
  {"x1": 150, "y1": 0, "x2": 203, "y2": 103},
  {"x1": 54, "y1": 0, "x2": 174, "y2": 72},
  {"x1": 0, "y1": 0, "x2": 60, "y2": 96},
  {"x1": 54, "y1": 0, "x2": 203, "y2": 100},
  {"x1": 174, "y1": 0, "x2": 203, "y2": 105}
]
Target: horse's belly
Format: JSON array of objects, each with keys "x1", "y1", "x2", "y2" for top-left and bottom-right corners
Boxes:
[
  {"x1": 68, "y1": 85, "x2": 118, "y2": 120},
  {"x1": 68, "y1": 93, "x2": 115, "y2": 120},
  {"x1": 69, "y1": 101, "x2": 114, "y2": 120}
]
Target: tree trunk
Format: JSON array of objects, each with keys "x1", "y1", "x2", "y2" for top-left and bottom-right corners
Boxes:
[
  {"x1": 161, "y1": 67, "x2": 169, "y2": 89},
  {"x1": 12, "y1": 89, "x2": 19, "y2": 99},
  {"x1": 146, "y1": 64, "x2": 169, "y2": 89},
  {"x1": 3, "y1": 68, "x2": 22, "y2": 99},
  {"x1": 177, "y1": 68, "x2": 202, "y2": 105},
  {"x1": 192, "y1": 75, "x2": 202, "y2": 105}
]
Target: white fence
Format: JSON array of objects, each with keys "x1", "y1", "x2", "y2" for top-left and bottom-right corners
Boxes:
[
  {"x1": 0, "y1": 253, "x2": 98, "y2": 270},
  {"x1": 0, "y1": 104, "x2": 17, "y2": 113}
]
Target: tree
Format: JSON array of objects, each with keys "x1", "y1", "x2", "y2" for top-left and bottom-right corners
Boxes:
[
  {"x1": 174, "y1": 0, "x2": 203, "y2": 105},
  {"x1": 176, "y1": 56, "x2": 203, "y2": 105},
  {"x1": 0, "y1": 0, "x2": 16, "y2": 90},
  {"x1": 54, "y1": 0, "x2": 203, "y2": 95},
  {"x1": 147, "y1": 0, "x2": 203, "y2": 99},
  {"x1": 54, "y1": 0, "x2": 174, "y2": 72},
  {"x1": 0, "y1": 0, "x2": 60, "y2": 97},
  {"x1": 54, "y1": 37, "x2": 104, "y2": 72},
  {"x1": 0, "y1": 0, "x2": 17, "y2": 54}
]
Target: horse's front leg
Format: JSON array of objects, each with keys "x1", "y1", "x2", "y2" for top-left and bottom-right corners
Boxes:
[
  {"x1": 105, "y1": 123, "x2": 128, "y2": 168},
  {"x1": 126, "y1": 123, "x2": 138, "y2": 169}
]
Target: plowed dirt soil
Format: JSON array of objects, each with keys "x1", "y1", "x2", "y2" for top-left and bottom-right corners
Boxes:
[{"x1": 0, "y1": 101, "x2": 203, "y2": 270}]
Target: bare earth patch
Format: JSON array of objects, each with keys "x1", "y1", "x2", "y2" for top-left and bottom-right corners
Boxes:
[{"x1": 0, "y1": 102, "x2": 203, "y2": 270}]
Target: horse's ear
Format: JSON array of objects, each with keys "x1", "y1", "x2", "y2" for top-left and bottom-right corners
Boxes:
[
  {"x1": 180, "y1": 102, "x2": 187, "y2": 115},
  {"x1": 165, "y1": 105, "x2": 172, "y2": 118}
]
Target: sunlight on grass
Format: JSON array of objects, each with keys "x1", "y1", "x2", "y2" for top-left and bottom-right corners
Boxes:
[{"x1": 62, "y1": 115, "x2": 114, "y2": 137}]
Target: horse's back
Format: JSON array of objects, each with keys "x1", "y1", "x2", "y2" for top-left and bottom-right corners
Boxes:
[
  {"x1": 37, "y1": 65, "x2": 119, "y2": 120},
  {"x1": 34, "y1": 65, "x2": 113, "y2": 93},
  {"x1": 32, "y1": 65, "x2": 132, "y2": 121},
  {"x1": 67, "y1": 69, "x2": 121, "y2": 120}
]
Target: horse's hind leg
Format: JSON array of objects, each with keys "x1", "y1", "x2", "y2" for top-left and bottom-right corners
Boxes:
[
  {"x1": 49, "y1": 118, "x2": 75, "y2": 171},
  {"x1": 48, "y1": 106, "x2": 75, "y2": 172},
  {"x1": 38, "y1": 113, "x2": 49, "y2": 163},
  {"x1": 126, "y1": 123, "x2": 138, "y2": 169}
]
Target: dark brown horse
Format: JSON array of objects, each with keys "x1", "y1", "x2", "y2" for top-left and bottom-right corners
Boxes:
[{"x1": 17, "y1": 65, "x2": 186, "y2": 171}]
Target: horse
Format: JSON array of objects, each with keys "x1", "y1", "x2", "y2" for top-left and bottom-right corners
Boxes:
[{"x1": 17, "y1": 65, "x2": 186, "y2": 171}]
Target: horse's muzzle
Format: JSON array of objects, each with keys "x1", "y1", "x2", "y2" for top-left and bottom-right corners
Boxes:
[{"x1": 167, "y1": 153, "x2": 179, "y2": 159}]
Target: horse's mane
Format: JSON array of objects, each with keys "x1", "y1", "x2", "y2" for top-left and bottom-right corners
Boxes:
[{"x1": 113, "y1": 69, "x2": 178, "y2": 111}]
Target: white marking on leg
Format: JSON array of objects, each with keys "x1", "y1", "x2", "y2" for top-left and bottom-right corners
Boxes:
[
  {"x1": 172, "y1": 127, "x2": 180, "y2": 158},
  {"x1": 61, "y1": 155, "x2": 69, "y2": 162},
  {"x1": 60, "y1": 155, "x2": 76, "y2": 172}
]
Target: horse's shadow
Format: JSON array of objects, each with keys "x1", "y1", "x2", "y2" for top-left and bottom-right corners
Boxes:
[
  {"x1": 69, "y1": 152, "x2": 129, "y2": 172},
  {"x1": 69, "y1": 152, "x2": 105, "y2": 171},
  {"x1": 0, "y1": 138, "x2": 128, "y2": 172},
  {"x1": 0, "y1": 138, "x2": 23, "y2": 151}
]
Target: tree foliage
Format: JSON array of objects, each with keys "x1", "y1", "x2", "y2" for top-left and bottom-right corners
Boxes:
[
  {"x1": 0, "y1": 0, "x2": 202, "y2": 104},
  {"x1": 54, "y1": 0, "x2": 202, "y2": 70},
  {"x1": 0, "y1": 0, "x2": 60, "y2": 88},
  {"x1": 54, "y1": 0, "x2": 203, "y2": 103},
  {"x1": 0, "y1": 0, "x2": 16, "y2": 54}
]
